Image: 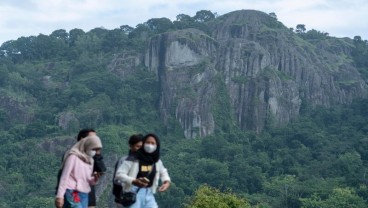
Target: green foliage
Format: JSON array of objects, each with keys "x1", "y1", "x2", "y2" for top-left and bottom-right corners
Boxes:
[
  {"x1": 352, "y1": 36, "x2": 368, "y2": 74},
  {"x1": 185, "y1": 185, "x2": 250, "y2": 208},
  {"x1": 0, "y1": 10, "x2": 368, "y2": 208},
  {"x1": 193, "y1": 10, "x2": 216, "y2": 23},
  {"x1": 301, "y1": 188, "x2": 367, "y2": 208},
  {"x1": 295, "y1": 24, "x2": 306, "y2": 33}
]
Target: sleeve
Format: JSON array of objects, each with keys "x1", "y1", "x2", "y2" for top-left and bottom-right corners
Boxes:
[
  {"x1": 158, "y1": 160, "x2": 171, "y2": 183},
  {"x1": 115, "y1": 160, "x2": 136, "y2": 185},
  {"x1": 93, "y1": 154, "x2": 107, "y2": 173},
  {"x1": 56, "y1": 155, "x2": 77, "y2": 198},
  {"x1": 113, "y1": 157, "x2": 126, "y2": 185}
]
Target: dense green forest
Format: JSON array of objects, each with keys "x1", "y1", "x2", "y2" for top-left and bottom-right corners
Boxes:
[{"x1": 1, "y1": 10, "x2": 368, "y2": 207}]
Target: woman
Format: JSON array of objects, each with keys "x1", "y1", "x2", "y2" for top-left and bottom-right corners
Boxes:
[
  {"x1": 115, "y1": 133, "x2": 171, "y2": 208},
  {"x1": 113, "y1": 134, "x2": 143, "y2": 207},
  {"x1": 55, "y1": 135, "x2": 103, "y2": 208}
]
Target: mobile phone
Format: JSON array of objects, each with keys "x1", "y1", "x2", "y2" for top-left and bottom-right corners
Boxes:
[{"x1": 141, "y1": 177, "x2": 150, "y2": 183}]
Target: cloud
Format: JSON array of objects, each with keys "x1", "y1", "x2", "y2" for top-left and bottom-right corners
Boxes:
[{"x1": 0, "y1": 0, "x2": 368, "y2": 44}]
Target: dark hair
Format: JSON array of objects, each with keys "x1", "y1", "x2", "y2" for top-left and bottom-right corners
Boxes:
[
  {"x1": 77, "y1": 128, "x2": 96, "y2": 141},
  {"x1": 128, "y1": 134, "x2": 144, "y2": 146},
  {"x1": 143, "y1": 133, "x2": 161, "y2": 149}
]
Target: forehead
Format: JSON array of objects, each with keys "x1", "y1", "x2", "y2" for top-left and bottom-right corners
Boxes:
[{"x1": 146, "y1": 136, "x2": 156, "y2": 143}]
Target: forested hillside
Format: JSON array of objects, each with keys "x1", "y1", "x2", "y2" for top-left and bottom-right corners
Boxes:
[{"x1": 1, "y1": 9, "x2": 368, "y2": 207}]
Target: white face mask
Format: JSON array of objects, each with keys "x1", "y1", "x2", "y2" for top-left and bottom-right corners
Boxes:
[
  {"x1": 144, "y1": 144, "x2": 157, "y2": 153},
  {"x1": 87, "y1": 150, "x2": 96, "y2": 157}
]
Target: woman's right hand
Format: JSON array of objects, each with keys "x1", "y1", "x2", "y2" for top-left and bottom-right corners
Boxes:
[
  {"x1": 55, "y1": 197, "x2": 64, "y2": 208},
  {"x1": 132, "y1": 178, "x2": 148, "y2": 187}
]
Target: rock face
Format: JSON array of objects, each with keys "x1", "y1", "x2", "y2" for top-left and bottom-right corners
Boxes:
[
  {"x1": 114, "y1": 10, "x2": 367, "y2": 138},
  {"x1": 145, "y1": 29, "x2": 218, "y2": 138}
]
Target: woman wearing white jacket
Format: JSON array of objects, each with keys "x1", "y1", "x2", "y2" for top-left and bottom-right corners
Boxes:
[{"x1": 115, "y1": 133, "x2": 171, "y2": 208}]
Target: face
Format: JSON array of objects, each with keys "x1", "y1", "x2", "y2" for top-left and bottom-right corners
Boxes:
[
  {"x1": 145, "y1": 136, "x2": 157, "y2": 145},
  {"x1": 87, "y1": 132, "x2": 101, "y2": 154},
  {"x1": 130, "y1": 141, "x2": 143, "y2": 152},
  {"x1": 88, "y1": 131, "x2": 97, "y2": 136}
]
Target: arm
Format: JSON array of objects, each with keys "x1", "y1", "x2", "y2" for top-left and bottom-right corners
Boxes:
[
  {"x1": 113, "y1": 157, "x2": 126, "y2": 185},
  {"x1": 157, "y1": 160, "x2": 171, "y2": 192},
  {"x1": 115, "y1": 160, "x2": 148, "y2": 187},
  {"x1": 115, "y1": 160, "x2": 136, "y2": 184},
  {"x1": 158, "y1": 160, "x2": 171, "y2": 183},
  {"x1": 55, "y1": 155, "x2": 77, "y2": 207},
  {"x1": 56, "y1": 155, "x2": 77, "y2": 198}
]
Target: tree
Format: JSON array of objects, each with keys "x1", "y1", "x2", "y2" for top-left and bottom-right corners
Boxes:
[
  {"x1": 102, "y1": 28, "x2": 128, "y2": 52},
  {"x1": 296, "y1": 24, "x2": 306, "y2": 33},
  {"x1": 185, "y1": 185, "x2": 250, "y2": 208},
  {"x1": 269, "y1": 12, "x2": 277, "y2": 20},
  {"x1": 176, "y1": 14, "x2": 193, "y2": 22},
  {"x1": 120, "y1": 25, "x2": 134, "y2": 34},
  {"x1": 263, "y1": 175, "x2": 302, "y2": 208},
  {"x1": 146, "y1": 17, "x2": 174, "y2": 34},
  {"x1": 301, "y1": 188, "x2": 367, "y2": 208},
  {"x1": 69, "y1": 28, "x2": 85, "y2": 46},
  {"x1": 128, "y1": 23, "x2": 152, "y2": 40},
  {"x1": 50, "y1": 29, "x2": 69, "y2": 42},
  {"x1": 193, "y1": 10, "x2": 216, "y2": 23},
  {"x1": 174, "y1": 14, "x2": 195, "y2": 29},
  {"x1": 352, "y1": 35, "x2": 368, "y2": 68}
]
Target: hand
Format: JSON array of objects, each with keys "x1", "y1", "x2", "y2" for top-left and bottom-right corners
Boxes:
[
  {"x1": 55, "y1": 197, "x2": 64, "y2": 208},
  {"x1": 132, "y1": 177, "x2": 148, "y2": 187},
  {"x1": 158, "y1": 181, "x2": 170, "y2": 192},
  {"x1": 94, "y1": 172, "x2": 104, "y2": 178},
  {"x1": 92, "y1": 172, "x2": 104, "y2": 182}
]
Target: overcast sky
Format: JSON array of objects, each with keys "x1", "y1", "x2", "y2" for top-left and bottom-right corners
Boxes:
[{"x1": 1, "y1": 0, "x2": 367, "y2": 45}]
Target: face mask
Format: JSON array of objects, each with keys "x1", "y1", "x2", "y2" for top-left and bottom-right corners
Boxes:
[
  {"x1": 144, "y1": 144, "x2": 157, "y2": 153},
  {"x1": 87, "y1": 150, "x2": 96, "y2": 157}
]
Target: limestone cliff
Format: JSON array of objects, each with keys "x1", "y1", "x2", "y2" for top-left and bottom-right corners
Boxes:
[{"x1": 112, "y1": 10, "x2": 367, "y2": 138}]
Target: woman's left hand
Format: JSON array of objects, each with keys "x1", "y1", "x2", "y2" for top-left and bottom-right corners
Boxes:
[
  {"x1": 92, "y1": 172, "x2": 104, "y2": 182},
  {"x1": 55, "y1": 197, "x2": 64, "y2": 208},
  {"x1": 158, "y1": 181, "x2": 170, "y2": 192}
]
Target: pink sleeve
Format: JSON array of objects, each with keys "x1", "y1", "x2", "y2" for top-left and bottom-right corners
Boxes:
[{"x1": 56, "y1": 155, "x2": 77, "y2": 198}]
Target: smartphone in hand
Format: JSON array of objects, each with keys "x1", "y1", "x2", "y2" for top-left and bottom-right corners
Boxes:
[{"x1": 141, "y1": 177, "x2": 150, "y2": 183}]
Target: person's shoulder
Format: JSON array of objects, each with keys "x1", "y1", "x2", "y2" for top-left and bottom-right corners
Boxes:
[
  {"x1": 66, "y1": 154, "x2": 78, "y2": 159},
  {"x1": 125, "y1": 155, "x2": 137, "y2": 161},
  {"x1": 119, "y1": 155, "x2": 128, "y2": 161}
]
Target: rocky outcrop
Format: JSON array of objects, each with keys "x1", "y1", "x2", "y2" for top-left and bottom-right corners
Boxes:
[
  {"x1": 0, "y1": 90, "x2": 35, "y2": 125},
  {"x1": 107, "y1": 52, "x2": 143, "y2": 78},
  {"x1": 145, "y1": 29, "x2": 218, "y2": 138},
  {"x1": 114, "y1": 10, "x2": 367, "y2": 137}
]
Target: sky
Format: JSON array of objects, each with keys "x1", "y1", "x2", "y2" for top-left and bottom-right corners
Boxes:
[{"x1": 1, "y1": 0, "x2": 368, "y2": 45}]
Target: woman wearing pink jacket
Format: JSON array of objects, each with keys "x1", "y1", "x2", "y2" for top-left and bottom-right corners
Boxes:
[{"x1": 55, "y1": 135, "x2": 103, "y2": 208}]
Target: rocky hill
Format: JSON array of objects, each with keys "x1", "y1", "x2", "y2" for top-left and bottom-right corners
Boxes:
[{"x1": 108, "y1": 10, "x2": 367, "y2": 138}]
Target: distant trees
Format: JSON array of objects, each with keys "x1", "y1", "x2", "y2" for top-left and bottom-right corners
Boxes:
[
  {"x1": 352, "y1": 35, "x2": 368, "y2": 68},
  {"x1": 193, "y1": 10, "x2": 216, "y2": 23},
  {"x1": 185, "y1": 185, "x2": 250, "y2": 208},
  {"x1": 269, "y1": 12, "x2": 277, "y2": 20},
  {"x1": 120, "y1": 25, "x2": 134, "y2": 34},
  {"x1": 146, "y1": 17, "x2": 174, "y2": 34},
  {"x1": 293, "y1": 24, "x2": 330, "y2": 41},
  {"x1": 174, "y1": 14, "x2": 195, "y2": 29},
  {"x1": 0, "y1": 9, "x2": 219, "y2": 63},
  {"x1": 295, "y1": 24, "x2": 306, "y2": 33},
  {"x1": 301, "y1": 188, "x2": 367, "y2": 208}
]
